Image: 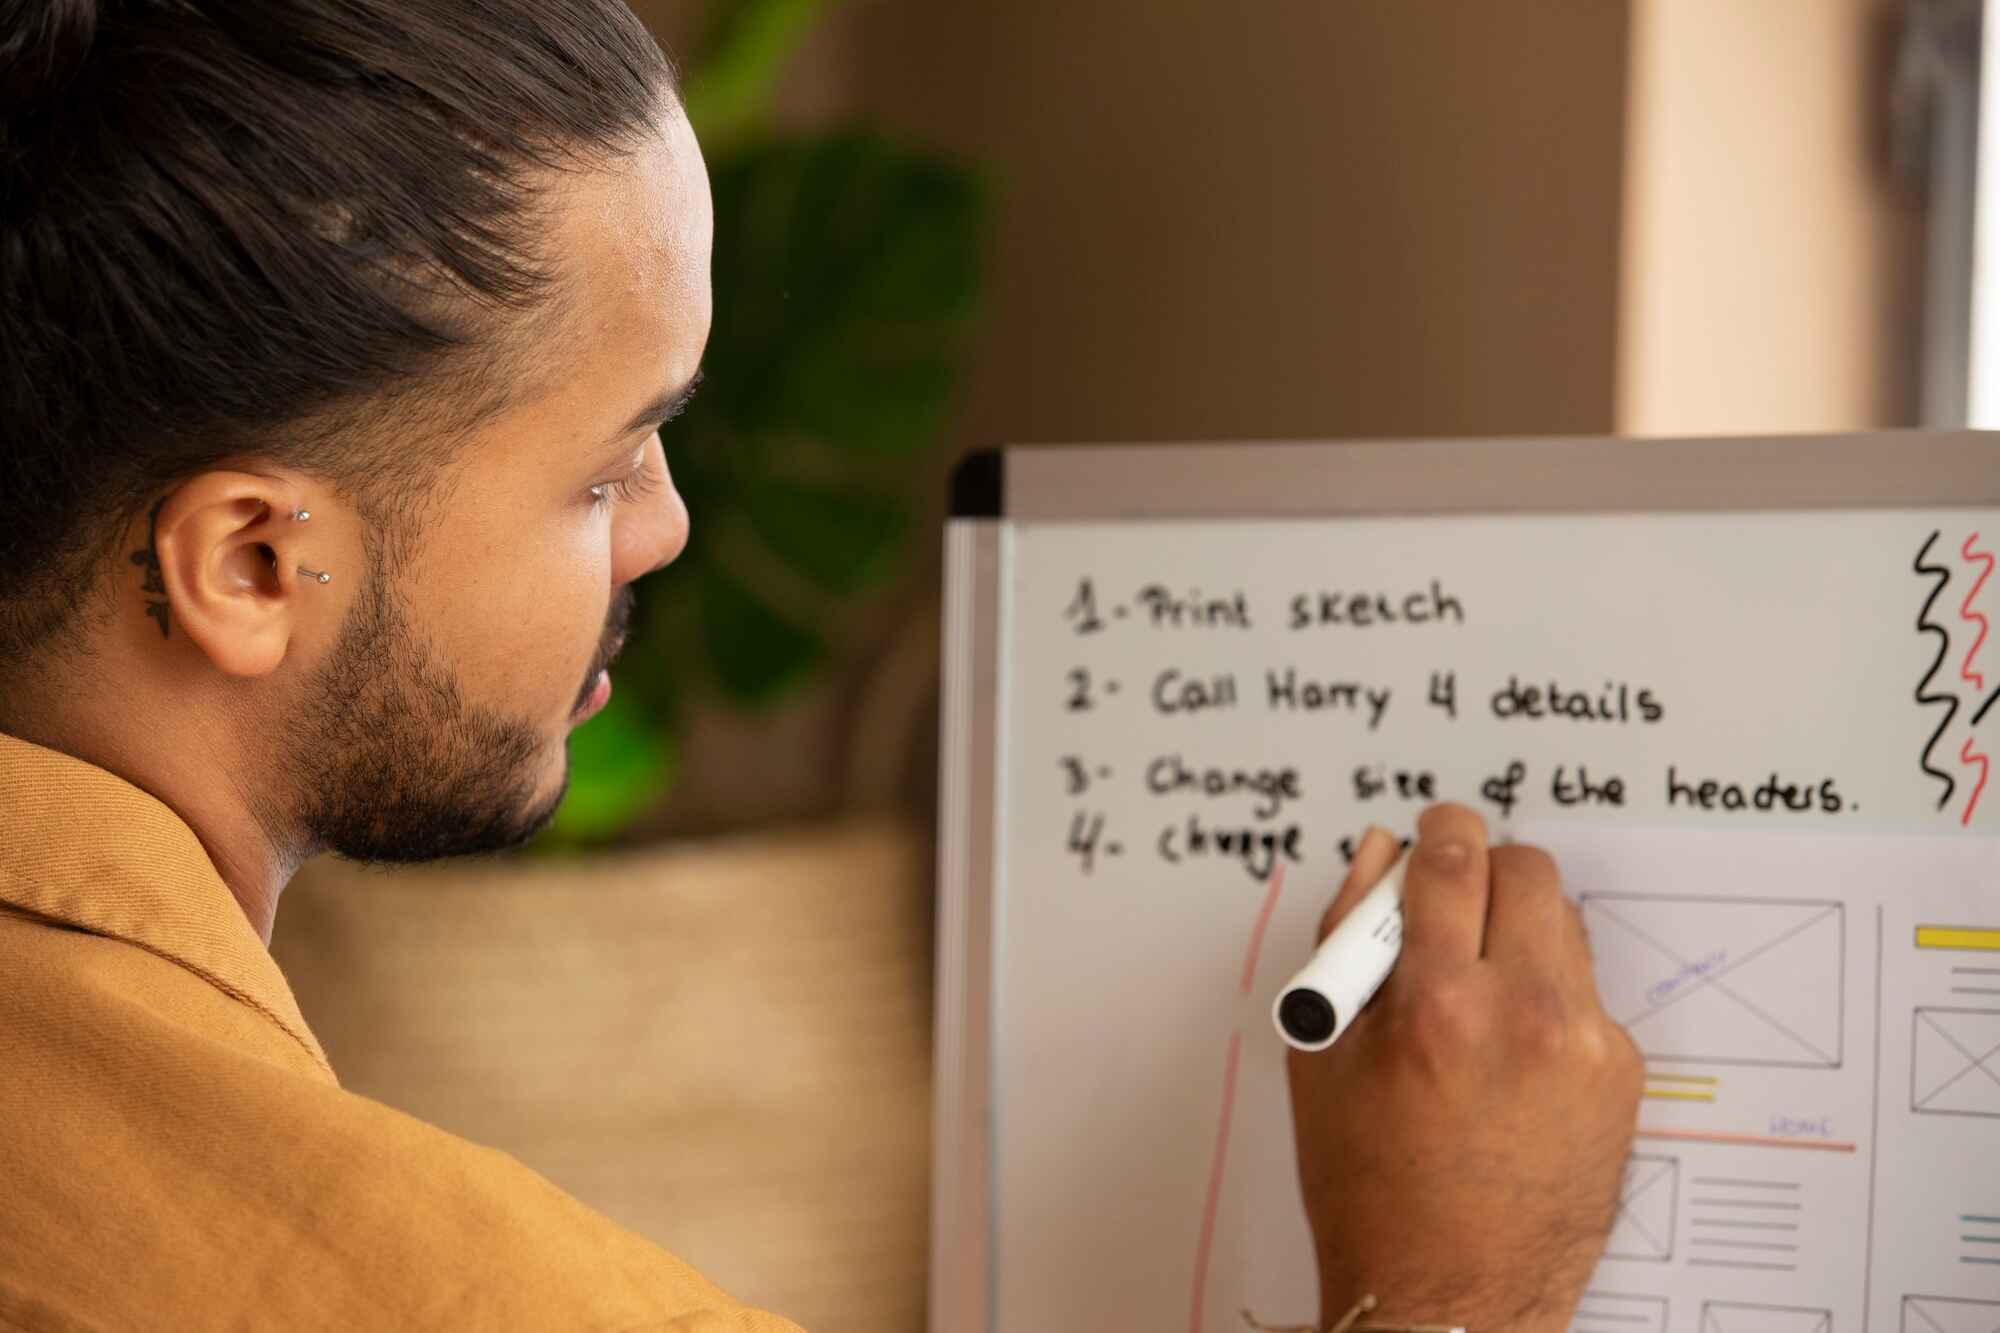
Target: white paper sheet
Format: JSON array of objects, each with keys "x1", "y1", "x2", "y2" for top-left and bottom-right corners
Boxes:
[{"x1": 1524, "y1": 823, "x2": 2000, "y2": 1332}]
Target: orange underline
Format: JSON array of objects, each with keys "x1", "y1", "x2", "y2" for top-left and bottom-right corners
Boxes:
[{"x1": 1636, "y1": 1127, "x2": 1856, "y2": 1153}]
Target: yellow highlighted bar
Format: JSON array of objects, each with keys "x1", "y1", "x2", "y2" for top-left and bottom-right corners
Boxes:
[
  {"x1": 1917, "y1": 926, "x2": 2000, "y2": 952},
  {"x1": 1643, "y1": 1088, "x2": 1717, "y2": 1103}
]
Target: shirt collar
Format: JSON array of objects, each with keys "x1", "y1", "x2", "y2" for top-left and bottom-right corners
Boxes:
[{"x1": 0, "y1": 730, "x2": 333, "y2": 1081}]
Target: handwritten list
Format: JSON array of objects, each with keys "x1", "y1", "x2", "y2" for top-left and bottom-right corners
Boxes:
[{"x1": 990, "y1": 512, "x2": 2000, "y2": 1331}]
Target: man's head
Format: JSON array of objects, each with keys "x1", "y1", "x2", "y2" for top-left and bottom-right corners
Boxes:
[{"x1": 0, "y1": 0, "x2": 711, "y2": 886}]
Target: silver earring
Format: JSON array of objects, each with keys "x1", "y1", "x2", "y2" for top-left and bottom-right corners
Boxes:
[
  {"x1": 287, "y1": 510, "x2": 326, "y2": 582},
  {"x1": 292, "y1": 510, "x2": 326, "y2": 580}
]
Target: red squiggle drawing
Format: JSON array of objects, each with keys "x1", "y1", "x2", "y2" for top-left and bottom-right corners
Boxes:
[
  {"x1": 1962, "y1": 735, "x2": 1990, "y2": 828},
  {"x1": 1957, "y1": 533, "x2": 1992, "y2": 827},
  {"x1": 1961, "y1": 532, "x2": 1993, "y2": 691},
  {"x1": 1192, "y1": 863, "x2": 1289, "y2": 1333}
]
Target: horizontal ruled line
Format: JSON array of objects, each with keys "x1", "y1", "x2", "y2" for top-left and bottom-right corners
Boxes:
[
  {"x1": 1692, "y1": 1219, "x2": 1799, "y2": 1232},
  {"x1": 1692, "y1": 1238, "x2": 1799, "y2": 1253},
  {"x1": 1637, "y1": 1127, "x2": 1855, "y2": 1153}
]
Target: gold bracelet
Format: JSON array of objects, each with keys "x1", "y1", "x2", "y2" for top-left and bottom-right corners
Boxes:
[{"x1": 1241, "y1": 1293, "x2": 1467, "y2": 1333}]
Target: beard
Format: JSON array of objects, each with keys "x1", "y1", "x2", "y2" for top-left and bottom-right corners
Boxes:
[{"x1": 280, "y1": 538, "x2": 630, "y2": 865}]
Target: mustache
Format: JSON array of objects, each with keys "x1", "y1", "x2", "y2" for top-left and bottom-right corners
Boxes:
[{"x1": 575, "y1": 586, "x2": 637, "y2": 710}]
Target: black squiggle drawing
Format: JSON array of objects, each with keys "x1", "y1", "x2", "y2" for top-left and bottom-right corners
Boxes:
[
  {"x1": 1916, "y1": 529, "x2": 1959, "y2": 810},
  {"x1": 1975, "y1": 684, "x2": 2000, "y2": 729}
]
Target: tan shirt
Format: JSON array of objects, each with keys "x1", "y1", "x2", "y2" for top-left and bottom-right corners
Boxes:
[{"x1": 0, "y1": 732, "x2": 801, "y2": 1332}]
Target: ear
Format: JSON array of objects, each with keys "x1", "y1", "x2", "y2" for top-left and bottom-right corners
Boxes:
[{"x1": 149, "y1": 472, "x2": 306, "y2": 678}]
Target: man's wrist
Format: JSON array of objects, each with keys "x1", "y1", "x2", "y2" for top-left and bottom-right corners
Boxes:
[{"x1": 1317, "y1": 1284, "x2": 1574, "y2": 1333}]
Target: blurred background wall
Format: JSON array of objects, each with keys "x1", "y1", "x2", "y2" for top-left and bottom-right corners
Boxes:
[
  {"x1": 621, "y1": 0, "x2": 1922, "y2": 837},
  {"x1": 272, "y1": 5, "x2": 1932, "y2": 1330},
  {"x1": 842, "y1": 1, "x2": 1631, "y2": 443}
]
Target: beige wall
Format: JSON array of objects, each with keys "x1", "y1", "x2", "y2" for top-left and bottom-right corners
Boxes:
[{"x1": 1617, "y1": 0, "x2": 1924, "y2": 434}]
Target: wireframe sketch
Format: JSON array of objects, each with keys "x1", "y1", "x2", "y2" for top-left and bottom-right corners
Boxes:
[
  {"x1": 1581, "y1": 894, "x2": 1844, "y2": 1068},
  {"x1": 1603, "y1": 1155, "x2": 1677, "y2": 1262},
  {"x1": 1904, "y1": 1294, "x2": 2000, "y2": 1333},
  {"x1": 1911, "y1": 1009, "x2": 2000, "y2": 1118},
  {"x1": 1569, "y1": 1291, "x2": 1667, "y2": 1333},
  {"x1": 1701, "y1": 1302, "x2": 1829, "y2": 1333}
]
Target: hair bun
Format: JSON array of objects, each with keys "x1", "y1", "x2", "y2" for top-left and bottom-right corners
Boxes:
[{"x1": 0, "y1": 0, "x2": 104, "y2": 113}]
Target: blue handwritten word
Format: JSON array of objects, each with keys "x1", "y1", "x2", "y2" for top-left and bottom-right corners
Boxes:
[
  {"x1": 1645, "y1": 949, "x2": 1728, "y2": 1006},
  {"x1": 1769, "y1": 1115, "x2": 1833, "y2": 1139}
]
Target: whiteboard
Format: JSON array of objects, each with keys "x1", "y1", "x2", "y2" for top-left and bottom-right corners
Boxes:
[{"x1": 932, "y1": 434, "x2": 2000, "y2": 1333}]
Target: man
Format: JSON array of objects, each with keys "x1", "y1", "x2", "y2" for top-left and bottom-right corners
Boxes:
[{"x1": 0, "y1": 1, "x2": 1642, "y2": 1329}]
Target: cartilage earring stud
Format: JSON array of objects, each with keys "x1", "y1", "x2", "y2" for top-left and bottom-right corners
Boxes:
[
  {"x1": 291, "y1": 509, "x2": 311, "y2": 522},
  {"x1": 299, "y1": 565, "x2": 332, "y2": 585}
]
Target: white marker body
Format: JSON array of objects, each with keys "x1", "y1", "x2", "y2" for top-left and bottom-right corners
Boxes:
[{"x1": 1272, "y1": 857, "x2": 1408, "y2": 1052}]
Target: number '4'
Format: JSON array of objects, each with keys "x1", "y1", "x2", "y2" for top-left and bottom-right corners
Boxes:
[
  {"x1": 1068, "y1": 811, "x2": 1106, "y2": 874},
  {"x1": 1427, "y1": 670, "x2": 1457, "y2": 720}
]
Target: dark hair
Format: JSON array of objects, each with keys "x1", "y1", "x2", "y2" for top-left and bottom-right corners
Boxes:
[{"x1": 0, "y1": 0, "x2": 676, "y2": 670}]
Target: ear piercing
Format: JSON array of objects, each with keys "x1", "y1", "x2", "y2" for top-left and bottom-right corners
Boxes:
[{"x1": 289, "y1": 507, "x2": 330, "y2": 582}]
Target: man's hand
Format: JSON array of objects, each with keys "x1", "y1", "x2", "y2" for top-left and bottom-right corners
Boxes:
[{"x1": 1287, "y1": 804, "x2": 1643, "y2": 1332}]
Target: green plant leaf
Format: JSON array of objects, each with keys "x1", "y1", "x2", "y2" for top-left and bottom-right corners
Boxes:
[
  {"x1": 697, "y1": 131, "x2": 985, "y2": 455},
  {"x1": 609, "y1": 569, "x2": 691, "y2": 729},
  {"x1": 543, "y1": 687, "x2": 678, "y2": 846},
  {"x1": 770, "y1": 348, "x2": 960, "y2": 455},
  {"x1": 699, "y1": 563, "x2": 826, "y2": 706},
  {"x1": 742, "y1": 478, "x2": 911, "y2": 594},
  {"x1": 782, "y1": 150, "x2": 982, "y2": 326},
  {"x1": 683, "y1": 0, "x2": 829, "y2": 152}
]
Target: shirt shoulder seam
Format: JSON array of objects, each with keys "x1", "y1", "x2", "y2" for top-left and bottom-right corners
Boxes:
[{"x1": 0, "y1": 899, "x2": 333, "y2": 1079}]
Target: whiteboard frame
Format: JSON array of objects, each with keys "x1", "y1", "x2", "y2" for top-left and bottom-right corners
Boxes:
[
  {"x1": 933, "y1": 519, "x2": 1005, "y2": 1333},
  {"x1": 930, "y1": 429, "x2": 2000, "y2": 1333}
]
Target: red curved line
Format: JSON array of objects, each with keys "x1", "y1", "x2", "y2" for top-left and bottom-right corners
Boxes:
[
  {"x1": 1961, "y1": 532, "x2": 1994, "y2": 691},
  {"x1": 1194, "y1": 865, "x2": 1289, "y2": 1330},
  {"x1": 1963, "y1": 735, "x2": 1990, "y2": 828},
  {"x1": 1189, "y1": 1030, "x2": 1242, "y2": 1333},
  {"x1": 1238, "y1": 862, "x2": 1288, "y2": 996}
]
